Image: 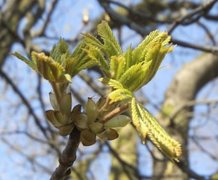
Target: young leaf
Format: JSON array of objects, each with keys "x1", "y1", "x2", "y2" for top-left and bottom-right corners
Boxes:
[
  {"x1": 132, "y1": 30, "x2": 161, "y2": 63},
  {"x1": 132, "y1": 30, "x2": 173, "y2": 66},
  {"x1": 65, "y1": 42, "x2": 97, "y2": 77},
  {"x1": 31, "y1": 52, "x2": 66, "y2": 82},
  {"x1": 108, "y1": 88, "x2": 133, "y2": 103},
  {"x1": 50, "y1": 39, "x2": 70, "y2": 63},
  {"x1": 110, "y1": 55, "x2": 126, "y2": 79},
  {"x1": 140, "y1": 40, "x2": 172, "y2": 86},
  {"x1": 97, "y1": 21, "x2": 122, "y2": 57},
  {"x1": 84, "y1": 45, "x2": 109, "y2": 75},
  {"x1": 82, "y1": 33, "x2": 103, "y2": 50},
  {"x1": 100, "y1": 78, "x2": 124, "y2": 90},
  {"x1": 131, "y1": 98, "x2": 182, "y2": 161},
  {"x1": 131, "y1": 97, "x2": 148, "y2": 139},
  {"x1": 124, "y1": 46, "x2": 133, "y2": 69},
  {"x1": 118, "y1": 62, "x2": 151, "y2": 91},
  {"x1": 13, "y1": 52, "x2": 36, "y2": 70}
]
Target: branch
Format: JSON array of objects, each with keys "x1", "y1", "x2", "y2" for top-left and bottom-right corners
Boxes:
[
  {"x1": 175, "y1": 161, "x2": 206, "y2": 180},
  {"x1": 168, "y1": 0, "x2": 218, "y2": 34},
  {"x1": 171, "y1": 38, "x2": 218, "y2": 54},
  {"x1": 103, "y1": 0, "x2": 172, "y2": 24},
  {"x1": 169, "y1": 99, "x2": 218, "y2": 122},
  {"x1": 0, "y1": 69, "x2": 49, "y2": 139},
  {"x1": 50, "y1": 128, "x2": 80, "y2": 180},
  {"x1": 79, "y1": 72, "x2": 105, "y2": 96},
  {"x1": 98, "y1": 0, "x2": 218, "y2": 54},
  {"x1": 32, "y1": 0, "x2": 59, "y2": 37},
  {"x1": 1, "y1": 137, "x2": 52, "y2": 175},
  {"x1": 102, "y1": 103, "x2": 129, "y2": 122}
]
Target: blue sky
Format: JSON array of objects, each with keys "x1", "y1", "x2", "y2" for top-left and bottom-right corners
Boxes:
[{"x1": 0, "y1": 0, "x2": 218, "y2": 179}]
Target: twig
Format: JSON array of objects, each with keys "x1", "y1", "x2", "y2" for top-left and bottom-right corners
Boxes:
[
  {"x1": 0, "y1": 69, "x2": 49, "y2": 139},
  {"x1": 196, "y1": 21, "x2": 216, "y2": 45},
  {"x1": 50, "y1": 128, "x2": 80, "y2": 180},
  {"x1": 171, "y1": 38, "x2": 218, "y2": 54},
  {"x1": 168, "y1": 0, "x2": 218, "y2": 34},
  {"x1": 205, "y1": 14, "x2": 218, "y2": 21},
  {"x1": 169, "y1": 99, "x2": 218, "y2": 122},
  {"x1": 98, "y1": 0, "x2": 218, "y2": 54},
  {"x1": 106, "y1": 142, "x2": 153, "y2": 179},
  {"x1": 191, "y1": 136, "x2": 218, "y2": 161},
  {"x1": 1, "y1": 137, "x2": 52, "y2": 175},
  {"x1": 79, "y1": 72, "x2": 105, "y2": 96},
  {"x1": 175, "y1": 160, "x2": 206, "y2": 180},
  {"x1": 101, "y1": 103, "x2": 129, "y2": 122},
  {"x1": 104, "y1": 0, "x2": 172, "y2": 24},
  {"x1": 33, "y1": 0, "x2": 59, "y2": 37}
]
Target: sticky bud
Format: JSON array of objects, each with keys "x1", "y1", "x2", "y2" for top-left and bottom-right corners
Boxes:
[
  {"x1": 89, "y1": 122, "x2": 104, "y2": 134},
  {"x1": 59, "y1": 125, "x2": 74, "y2": 136},
  {"x1": 98, "y1": 129, "x2": 119, "y2": 141},
  {"x1": 81, "y1": 129, "x2": 96, "y2": 146},
  {"x1": 59, "y1": 93, "x2": 72, "y2": 114},
  {"x1": 49, "y1": 92, "x2": 59, "y2": 110},
  {"x1": 46, "y1": 110, "x2": 62, "y2": 128},
  {"x1": 74, "y1": 113, "x2": 88, "y2": 130},
  {"x1": 85, "y1": 98, "x2": 98, "y2": 123}
]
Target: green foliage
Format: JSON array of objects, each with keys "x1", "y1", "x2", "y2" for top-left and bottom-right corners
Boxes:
[
  {"x1": 14, "y1": 39, "x2": 98, "y2": 83},
  {"x1": 83, "y1": 21, "x2": 122, "y2": 59},
  {"x1": 13, "y1": 52, "x2": 36, "y2": 70},
  {"x1": 14, "y1": 21, "x2": 181, "y2": 162},
  {"x1": 97, "y1": 21, "x2": 122, "y2": 57},
  {"x1": 131, "y1": 98, "x2": 181, "y2": 161}
]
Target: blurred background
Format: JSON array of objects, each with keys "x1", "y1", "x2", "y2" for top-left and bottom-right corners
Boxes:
[{"x1": 0, "y1": 0, "x2": 218, "y2": 179}]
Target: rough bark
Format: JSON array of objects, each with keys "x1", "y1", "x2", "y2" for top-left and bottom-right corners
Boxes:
[{"x1": 152, "y1": 54, "x2": 218, "y2": 179}]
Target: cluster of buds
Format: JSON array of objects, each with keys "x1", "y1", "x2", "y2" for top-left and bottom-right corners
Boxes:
[
  {"x1": 46, "y1": 96, "x2": 131, "y2": 145},
  {"x1": 46, "y1": 89, "x2": 73, "y2": 136},
  {"x1": 73, "y1": 98, "x2": 130, "y2": 146}
]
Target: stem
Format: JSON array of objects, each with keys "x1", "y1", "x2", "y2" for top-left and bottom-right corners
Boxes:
[
  {"x1": 50, "y1": 82, "x2": 62, "y2": 105},
  {"x1": 98, "y1": 97, "x2": 110, "y2": 112},
  {"x1": 50, "y1": 128, "x2": 81, "y2": 180},
  {"x1": 101, "y1": 103, "x2": 129, "y2": 122}
]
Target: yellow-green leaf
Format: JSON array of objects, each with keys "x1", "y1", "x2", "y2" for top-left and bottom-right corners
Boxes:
[
  {"x1": 108, "y1": 88, "x2": 133, "y2": 103},
  {"x1": 131, "y1": 98, "x2": 182, "y2": 161},
  {"x1": 13, "y1": 52, "x2": 36, "y2": 70},
  {"x1": 100, "y1": 78, "x2": 123, "y2": 90},
  {"x1": 97, "y1": 21, "x2": 122, "y2": 57},
  {"x1": 110, "y1": 55, "x2": 126, "y2": 79}
]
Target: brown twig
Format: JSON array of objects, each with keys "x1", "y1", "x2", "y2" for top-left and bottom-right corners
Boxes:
[
  {"x1": 50, "y1": 128, "x2": 80, "y2": 180},
  {"x1": 101, "y1": 103, "x2": 129, "y2": 122},
  {"x1": 98, "y1": 0, "x2": 218, "y2": 54},
  {"x1": 168, "y1": 0, "x2": 218, "y2": 34},
  {"x1": 171, "y1": 38, "x2": 218, "y2": 54},
  {"x1": 0, "y1": 69, "x2": 49, "y2": 139}
]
